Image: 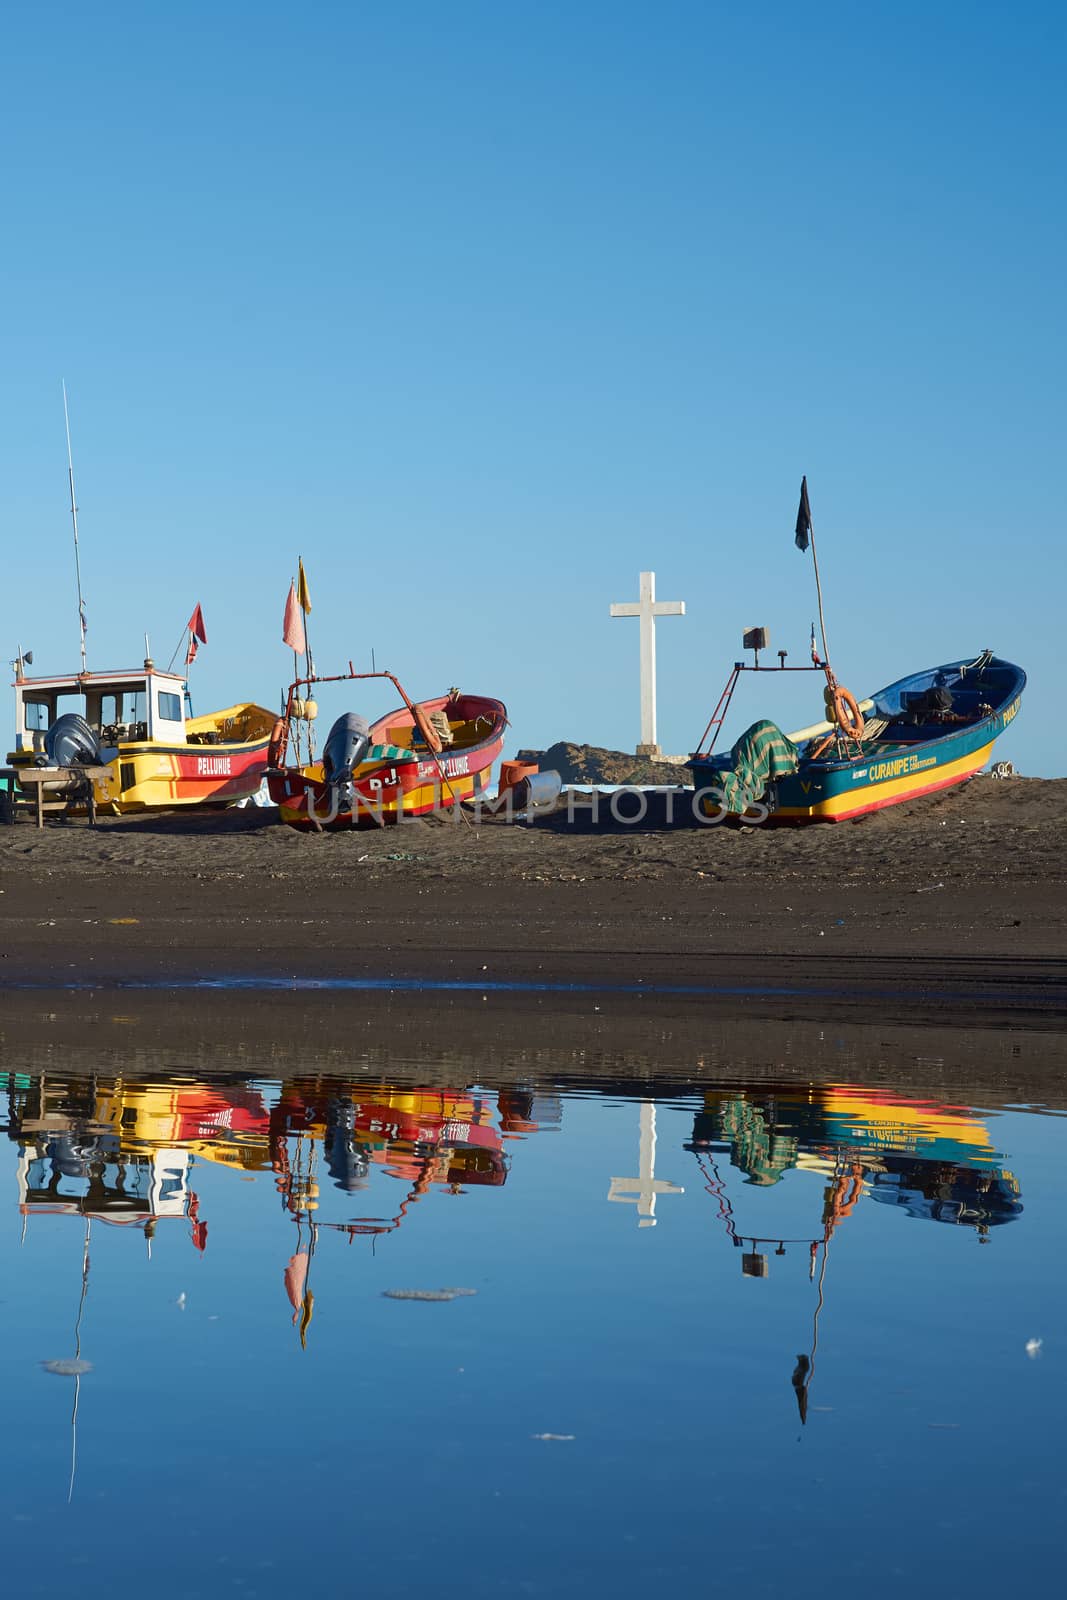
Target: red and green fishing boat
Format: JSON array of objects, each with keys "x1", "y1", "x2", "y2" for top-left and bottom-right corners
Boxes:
[{"x1": 266, "y1": 668, "x2": 507, "y2": 829}]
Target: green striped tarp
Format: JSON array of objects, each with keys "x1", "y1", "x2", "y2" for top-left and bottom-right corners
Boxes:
[
  {"x1": 363, "y1": 743, "x2": 417, "y2": 764},
  {"x1": 713, "y1": 719, "x2": 799, "y2": 815}
]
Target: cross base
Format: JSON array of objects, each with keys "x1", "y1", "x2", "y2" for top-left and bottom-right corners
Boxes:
[{"x1": 636, "y1": 742, "x2": 662, "y2": 758}]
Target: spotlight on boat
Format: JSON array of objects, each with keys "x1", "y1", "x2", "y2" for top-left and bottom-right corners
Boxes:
[{"x1": 742, "y1": 626, "x2": 769, "y2": 668}]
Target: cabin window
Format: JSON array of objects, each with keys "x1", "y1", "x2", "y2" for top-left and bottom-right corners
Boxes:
[
  {"x1": 100, "y1": 690, "x2": 147, "y2": 726},
  {"x1": 23, "y1": 700, "x2": 52, "y2": 731},
  {"x1": 158, "y1": 692, "x2": 182, "y2": 722}
]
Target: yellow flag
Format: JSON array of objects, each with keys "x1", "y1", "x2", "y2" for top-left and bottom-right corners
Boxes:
[
  {"x1": 299, "y1": 1289, "x2": 315, "y2": 1350},
  {"x1": 297, "y1": 558, "x2": 312, "y2": 614}
]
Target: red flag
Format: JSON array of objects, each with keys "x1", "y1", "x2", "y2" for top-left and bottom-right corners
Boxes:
[
  {"x1": 183, "y1": 603, "x2": 207, "y2": 667},
  {"x1": 282, "y1": 581, "x2": 306, "y2": 654}
]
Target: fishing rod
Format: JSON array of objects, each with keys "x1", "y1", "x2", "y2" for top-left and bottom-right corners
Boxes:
[{"x1": 62, "y1": 381, "x2": 88, "y2": 674}]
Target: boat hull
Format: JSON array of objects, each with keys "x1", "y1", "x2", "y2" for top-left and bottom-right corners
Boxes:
[
  {"x1": 93, "y1": 738, "x2": 272, "y2": 812},
  {"x1": 768, "y1": 731, "x2": 998, "y2": 823},
  {"x1": 272, "y1": 750, "x2": 498, "y2": 828}
]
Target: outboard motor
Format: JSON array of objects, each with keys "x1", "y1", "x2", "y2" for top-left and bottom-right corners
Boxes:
[
  {"x1": 40, "y1": 713, "x2": 103, "y2": 768},
  {"x1": 322, "y1": 713, "x2": 371, "y2": 815}
]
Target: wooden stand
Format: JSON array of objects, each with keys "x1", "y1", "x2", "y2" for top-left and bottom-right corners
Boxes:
[{"x1": 0, "y1": 766, "x2": 111, "y2": 828}]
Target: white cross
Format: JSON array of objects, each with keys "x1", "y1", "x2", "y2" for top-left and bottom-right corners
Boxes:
[
  {"x1": 609, "y1": 571, "x2": 685, "y2": 752},
  {"x1": 607, "y1": 1102, "x2": 684, "y2": 1228}
]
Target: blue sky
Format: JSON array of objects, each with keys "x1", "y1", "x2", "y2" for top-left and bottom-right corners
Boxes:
[{"x1": 1, "y1": 1, "x2": 1063, "y2": 770}]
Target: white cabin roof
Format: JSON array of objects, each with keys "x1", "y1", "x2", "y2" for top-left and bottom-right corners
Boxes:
[{"x1": 13, "y1": 666, "x2": 186, "y2": 692}]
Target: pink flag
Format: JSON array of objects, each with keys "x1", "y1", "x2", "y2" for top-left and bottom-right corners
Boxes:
[
  {"x1": 282, "y1": 581, "x2": 306, "y2": 654},
  {"x1": 284, "y1": 1251, "x2": 309, "y2": 1325}
]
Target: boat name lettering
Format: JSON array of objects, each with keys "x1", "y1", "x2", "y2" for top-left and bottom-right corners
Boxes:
[
  {"x1": 1002, "y1": 698, "x2": 1020, "y2": 726},
  {"x1": 420, "y1": 754, "x2": 471, "y2": 779},
  {"x1": 866, "y1": 752, "x2": 939, "y2": 783},
  {"x1": 197, "y1": 755, "x2": 233, "y2": 776}
]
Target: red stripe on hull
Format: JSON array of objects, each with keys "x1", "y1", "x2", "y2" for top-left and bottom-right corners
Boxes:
[
  {"x1": 773, "y1": 761, "x2": 983, "y2": 824},
  {"x1": 168, "y1": 742, "x2": 270, "y2": 800}
]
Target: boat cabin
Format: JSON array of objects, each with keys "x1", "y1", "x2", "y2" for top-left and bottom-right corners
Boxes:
[{"x1": 12, "y1": 661, "x2": 188, "y2": 754}]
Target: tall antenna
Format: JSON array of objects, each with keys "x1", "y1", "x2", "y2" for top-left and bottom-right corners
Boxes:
[
  {"x1": 62, "y1": 381, "x2": 88, "y2": 673},
  {"x1": 68, "y1": 1215, "x2": 92, "y2": 1504}
]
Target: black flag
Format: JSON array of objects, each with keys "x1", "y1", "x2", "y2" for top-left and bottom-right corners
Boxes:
[{"x1": 795, "y1": 476, "x2": 812, "y2": 552}]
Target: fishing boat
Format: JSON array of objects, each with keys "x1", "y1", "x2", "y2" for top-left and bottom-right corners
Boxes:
[
  {"x1": 1, "y1": 392, "x2": 275, "y2": 819},
  {"x1": 3, "y1": 656, "x2": 276, "y2": 816},
  {"x1": 688, "y1": 479, "x2": 1024, "y2": 823},
  {"x1": 266, "y1": 668, "x2": 507, "y2": 828},
  {"x1": 690, "y1": 651, "x2": 1025, "y2": 823}
]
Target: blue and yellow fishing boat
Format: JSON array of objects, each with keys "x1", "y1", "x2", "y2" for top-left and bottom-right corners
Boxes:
[
  {"x1": 689, "y1": 481, "x2": 1026, "y2": 823},
  {"x1": 690, "y1": 651, "x2": 1025, "y2": 823}
]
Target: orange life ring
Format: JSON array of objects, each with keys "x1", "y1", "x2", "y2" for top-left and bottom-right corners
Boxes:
[
  {"x1": 414, "y1": 706, "x2": 443, "y2": 754},
  {"x1": 267, "y1": 718, "x2": 287, "y2": 768},
  {"x1": 833, "y1": 687, "x2": 864, "y2": 740}
]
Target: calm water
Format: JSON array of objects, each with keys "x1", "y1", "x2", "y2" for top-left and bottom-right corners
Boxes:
[{"x1": 1, "y1": 1059, "x2": 1063, "y2": 1598}]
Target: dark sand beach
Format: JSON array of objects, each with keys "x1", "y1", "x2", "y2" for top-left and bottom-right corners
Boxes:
[{"x1": 1, "y1": 774, "x2": 1064, "y2": 1035}]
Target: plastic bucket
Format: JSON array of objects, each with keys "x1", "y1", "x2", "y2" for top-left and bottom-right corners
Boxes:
[{"x1": 498, "y1": 760, "x2": 539, "y2": 794}]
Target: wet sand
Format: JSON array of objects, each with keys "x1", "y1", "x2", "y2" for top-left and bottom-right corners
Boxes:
[
  {"x1": 1, "y1": 984, "x2": 1064, "y2": 1109},
  {"x1": 1, "y1": 775, "x2": 1064, "y2": 1027}
]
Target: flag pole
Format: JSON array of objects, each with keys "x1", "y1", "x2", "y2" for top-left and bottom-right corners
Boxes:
[
  {"x1": 292, "y1": 646, "x2": 301, "y2": 764},
  {"x1": 298, "y1": 559, "x2": 314, "y2": 762},
  {"x1": 809, "y1": 519, "x2": 832, "y2": 673},
  {"x1": 299, "y1": 557, "x2": 314, "y2": 680},
  {"x1": 797, "y1": 477, "x2": 832, "y2": 677},
  {"x1": 167, "y1": 628, "x2": 190, "y2": 673}
]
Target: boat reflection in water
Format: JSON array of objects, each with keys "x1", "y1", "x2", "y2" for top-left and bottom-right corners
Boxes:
[
  {"x1": 2, "y1": 1070, "x2": 1021, "y2": 1381},
  {"x1": 686, "y1": 1082, "x2": 1022, "y2": 1237},
  {"x1": 3, "y1": 1072, "x2": 564, "y2": 1346},
  {"x1": 684, "y1": 1082, "x2": 1022, "y2": 1424},
  {"x1": 1, "y1": 1061, "x2": 1054, "y2": 1584}
]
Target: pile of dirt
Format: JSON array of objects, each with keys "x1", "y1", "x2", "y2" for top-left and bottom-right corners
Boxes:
[{"x1": 535, "y1": 741, "x2": 690, "y2": 786}]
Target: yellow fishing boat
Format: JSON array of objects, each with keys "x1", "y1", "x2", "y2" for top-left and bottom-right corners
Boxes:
[{"x1": 4, "y1": 656, "x2": 275, "y2": 816}]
